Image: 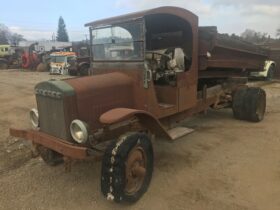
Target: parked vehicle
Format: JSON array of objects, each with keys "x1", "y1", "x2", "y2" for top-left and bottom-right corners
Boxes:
[
  {"x1": 21, "y1": 42, "x2": 40, "y2": 70},
  {"x1": 49, "y1": 52, "x2": 77, "y2": 75},
  {"x1": 10, "y1": 7, "x2": 267, "y2": 203},
  {"x1": 250, "y1": 60, "x2": 276, "y2": 81},
  {"x1": 68, "y1": 56, "x2": 90, "y2": 76},
  {"x1": 0, "y1": 45, "x2": 10, "y2": 69},
  {"x1": 0, "y1": 45, "x2": 22, "y2": 69}
]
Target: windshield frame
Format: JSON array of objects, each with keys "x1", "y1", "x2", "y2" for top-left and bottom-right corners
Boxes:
[
  {"x1": 90, "y1": 19, "x2": 145, "y2": 62},
  {"x1": 50, "y1": 56, "x2": 67, "y2": 63}
]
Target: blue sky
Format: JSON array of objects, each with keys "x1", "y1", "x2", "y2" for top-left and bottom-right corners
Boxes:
[{"x1": 1, "y1": 0, "x2": 279, "y2": 41}]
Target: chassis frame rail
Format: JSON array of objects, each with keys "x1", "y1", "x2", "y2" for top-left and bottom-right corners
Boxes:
[{"x1": 9, "y1": 128, "x2": 89, "y2": 160}]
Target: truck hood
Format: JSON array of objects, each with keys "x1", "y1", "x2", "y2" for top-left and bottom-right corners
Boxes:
[{"x1": 65, "y1": 72, "x2": 134, "y2": 129}]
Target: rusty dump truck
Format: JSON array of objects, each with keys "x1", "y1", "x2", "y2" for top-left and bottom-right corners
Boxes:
[{"x1": 10, "y1": 7, "x2": 267, "y2": 203}]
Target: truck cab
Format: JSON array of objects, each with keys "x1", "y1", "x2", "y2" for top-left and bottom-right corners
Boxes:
[
  {"x1": 88, "y1": 7, "x2": 198, "y2": 119},
  {"x1": 10, "y1": 7, "x2": 267, "y2": 204},
  {"x1": 0, "y1": 45, "x2": 11, "y2": 69},
  {"x1": 0, "y1": 45, "x2": 11, "y2": 57},
  {"x1": 50, "y1": 52, "x2": 77, "y2": 75}
]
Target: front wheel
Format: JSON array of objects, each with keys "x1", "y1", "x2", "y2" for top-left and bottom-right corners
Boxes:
[
  {"x1": 79, "y1": 65, "x2": 89, "y2": 76},
  {"x1": 101, "y1": 133, "x2": 153, "y2": 203},
  {"x1": 37, "y1": 145, "x2": 64, "y2": 166},
  {"x1": 0, "y1": 61, "x2": 8, "y2": 69}
]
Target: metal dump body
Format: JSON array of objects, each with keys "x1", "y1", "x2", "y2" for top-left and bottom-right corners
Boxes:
[{"x1": 198, "y1": 27, "x2": 268, "y2": 78}]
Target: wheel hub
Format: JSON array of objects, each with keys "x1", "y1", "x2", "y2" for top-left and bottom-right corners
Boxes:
[{"x1": 125, "y1": 146, "x2": 147, "y2": 195}]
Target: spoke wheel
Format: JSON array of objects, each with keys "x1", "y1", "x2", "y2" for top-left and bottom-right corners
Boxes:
[
  {"x1": 125, "y1": 146, "x2": 147, "y2": 195},
  {"x1": 101, "y1": 132, "x2": 153, "y2": 203}
]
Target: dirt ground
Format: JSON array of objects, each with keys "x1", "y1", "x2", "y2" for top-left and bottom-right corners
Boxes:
[{"x1": 1, "y1": 69, "x2": 280, "y2": 210}]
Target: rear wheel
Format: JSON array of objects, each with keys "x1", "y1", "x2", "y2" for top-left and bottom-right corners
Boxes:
[
  {"x1": 68, "y1": 69, "x2": 78, "y2": 76},
  {"x1": 232, "y1": 87, "x2": 248, "y2": 120},
  {"x1": 79, "y1": 65, "x2": 89, "y2": 76},
  {"x1": 0, "y1": 61, "x2": 8, "y2": 69},
  {"x1": 37, "y1": 145, "x2": 64, "y2": 166},
  {"x1": 245, "y1": 88, "x2": 266, "y2": 122},
  {"x1": 232, "y1": 87, "x2": 266, "y2": 122},
  {"x1": 101, "y1": 133, "x2": 153, "y2": 203}
]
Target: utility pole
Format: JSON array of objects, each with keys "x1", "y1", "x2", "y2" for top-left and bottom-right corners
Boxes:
[
  {"x1": 52, "y1": 33, "x2": 56, "y2": 42},
  {"x1": 85, "y1": 34, "x2": 88, "y2": 44}
]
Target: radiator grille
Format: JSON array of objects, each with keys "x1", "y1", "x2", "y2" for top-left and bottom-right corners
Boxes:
[{"x1": 36, "y1": 95, "x2": 67, "y2": 140}]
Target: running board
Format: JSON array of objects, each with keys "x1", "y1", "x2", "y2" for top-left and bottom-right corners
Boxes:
[{"x1": 167, "y1": 127, "x2": 194, "y2": 140}]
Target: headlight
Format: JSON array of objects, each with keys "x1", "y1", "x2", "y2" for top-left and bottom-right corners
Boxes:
[
  {"x1": 30, "y1": 108, "x2": 39, "y2": 128},
  {"x1": 70, "y1": 120, "x2": 89, "y2": 144}
]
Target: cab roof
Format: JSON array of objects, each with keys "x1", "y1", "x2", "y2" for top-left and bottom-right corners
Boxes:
[
  {"x1": 85, "y1": 6, "x2": 197, "y2": 28},
  {"x1": 50, "y1": 52, "x2": 76, "y2": 57}
]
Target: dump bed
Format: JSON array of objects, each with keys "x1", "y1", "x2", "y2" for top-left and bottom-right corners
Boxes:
[{"x1": 198, "y1": 27, "x2": 268, "y2": 78}]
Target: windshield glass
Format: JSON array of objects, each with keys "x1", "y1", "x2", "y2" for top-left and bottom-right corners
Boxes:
[
  {"x1": 67, "y1": 56, "x2": 76, "y2": 62},
  {"x1": 91, "y1": 20, "x2": 144, "y2": 61},
  {"x1": 51, "y1": 56, "x2": 66, "y2": 63}
]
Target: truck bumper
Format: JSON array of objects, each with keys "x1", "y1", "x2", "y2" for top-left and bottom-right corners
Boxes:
[{"x1": 9, "y1": 128, "x2": 89, "y2": 160}]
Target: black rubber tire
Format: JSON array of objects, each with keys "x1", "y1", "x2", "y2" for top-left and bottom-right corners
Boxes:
[
  {"x1": 0, "y1": 62, "x2": 8, "y2": 70},
  {"x1": 101, "y1": 133, "x2": 153, "y2": 203},
  {"x1": 232, "y1": 87, "x2": 266, "y2": 122},
  {"x1": 232, "y1": 88, "x2": 248, "y2": 120},
  {"x1": 266, "y1": 66, "x2": 274, "y2": 81},
  {"x1": 37, "y1": 146, "x2": 64, "y2": 166},
  {"x1": 244, "y1": 88, "x2": 266, "y2": 122},
  {"x1": 79, "y1": 65, "x2": 89, "y2": 76},
  {"x1": 68, "y1": 69, "x2": 78, "y2": 76}
]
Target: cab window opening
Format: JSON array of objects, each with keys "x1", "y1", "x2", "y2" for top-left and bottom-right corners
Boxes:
[
  {"x1": 144, "y1": 14, "x2": 193, "y2": 86},
  {"x1": 91, "y1": 21, "x2": 144, "y2": 61}
]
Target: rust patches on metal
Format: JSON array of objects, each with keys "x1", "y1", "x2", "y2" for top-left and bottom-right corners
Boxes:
[
  {"x1": 99, "y1": 108, "x2": 172, "y2": 140},
  {"x1": 9, "y1": 128, "x2": 88, "y2": 160},
  {"x1": 124, "y1": 146, "x2": 147, "y2": 195},
  {"x1": 65, "y1": 72, "x2": 134, "y2": 130}
]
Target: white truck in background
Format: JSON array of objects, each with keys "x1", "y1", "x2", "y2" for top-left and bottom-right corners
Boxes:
[{"x1": 250, "y1": 60, "x2": 276, "y2": 81}]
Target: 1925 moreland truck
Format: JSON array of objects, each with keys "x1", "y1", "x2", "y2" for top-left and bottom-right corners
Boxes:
[{"x1": 10, "y1": 7, "x2": 268, "y2": 203}]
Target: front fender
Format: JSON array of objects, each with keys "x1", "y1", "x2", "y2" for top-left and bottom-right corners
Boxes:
[{"x1": 100, "y1": 108, "x2": 171, "y2": 140}]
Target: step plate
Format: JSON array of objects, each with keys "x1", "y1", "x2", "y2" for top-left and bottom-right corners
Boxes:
[{"x1": 167, "y1": 127, "x2": 194, "y2": 140}]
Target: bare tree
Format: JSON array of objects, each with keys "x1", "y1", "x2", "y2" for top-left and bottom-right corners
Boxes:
[
  {"x1": 9, "y1": 33, "x2": 25, "y2": 46},
  {"x1": 240, "y1": 29, "x2": 269, "y2": 44},
  {"x1": 276, "y1": 28, "x2": 280, "y2": 39},
  {"x1": 0, "y1": 23, "x2": 25, "y2": 45}
]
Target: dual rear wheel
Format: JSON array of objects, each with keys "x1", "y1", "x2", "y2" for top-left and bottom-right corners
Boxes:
[{"x1": 232, "y1": 87, "x2": 266, "y2": 122}]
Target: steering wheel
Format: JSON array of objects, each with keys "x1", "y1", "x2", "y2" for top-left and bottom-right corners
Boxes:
[{"x1": 145, "y1": 51, "x2": 172, "y2": 60}]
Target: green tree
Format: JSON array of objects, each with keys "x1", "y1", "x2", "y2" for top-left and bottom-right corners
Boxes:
[
  {"x1": 0, "y1": 24, "x2": 9, "y2": 44},
  {"x1": 0, "y1": 24, "x2": 25, "y2": 45},
  {"x1": 10, "y1": 33, "x2": 25, "y2": 46},
  {"x1": 56, "y1": 16, "x2": 69, "y2": 42},
  {"x1": 0, "y1": 30, "x2": 8, "y2": 44}
]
